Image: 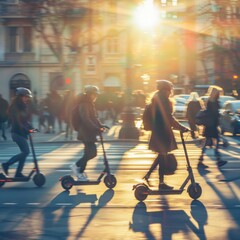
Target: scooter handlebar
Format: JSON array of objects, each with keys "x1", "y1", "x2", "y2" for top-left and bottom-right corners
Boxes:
[
  {"x1": 29, "y1": 128, "x2": 39, "y2": 133},
  {"x1": 101, "y1": 125, "x2": 110, "y2": 130}
]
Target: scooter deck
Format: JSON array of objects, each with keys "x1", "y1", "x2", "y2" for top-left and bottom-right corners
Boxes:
[
  {"x1": 0, "y1": 177, "x2": 30, "y2": 182},
  {"x1": 148, "y1": 189, "x2": 184, "y2": 195},
  {"x1": 72, "y1": 180, "x2": 101, "y2": 186}
]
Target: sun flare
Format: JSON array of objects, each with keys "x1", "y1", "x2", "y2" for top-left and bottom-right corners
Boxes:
[{"x1": 133, "y1": 0, "x2": 159, "y2": 30}]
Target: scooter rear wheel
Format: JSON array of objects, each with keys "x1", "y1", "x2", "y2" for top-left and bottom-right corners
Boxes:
[
  {"x1": 61, "y1": 176, "x2": 74, "y2": 190},
  {"x1": 134, "y1": 184, "x2": 149, "y2": 201},
  {"x1": 33, "y1": 173, "x2": 46, "y2": 187},
  {"x1": 0, "y1": 173, "x2": 6, "y2": 187},
  {"x1": 187, "y1": 183, "x2": 202, "y2": 200},
  {"x1": 104, "y1": 174, "x2": 117, "y2": 189}
]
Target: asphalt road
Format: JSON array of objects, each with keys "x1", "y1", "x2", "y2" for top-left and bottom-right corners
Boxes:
[{"x1": 0, "y1": 132, "x2": 240, "y2": 239}]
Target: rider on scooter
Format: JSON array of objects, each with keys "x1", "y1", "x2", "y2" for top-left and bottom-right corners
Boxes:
[
  {"x1": 1, "y1": 87, "x2": 33, "y2": 178},
  {"x1": 70, "y1": 85, "x2": 106, "y2": 181}
]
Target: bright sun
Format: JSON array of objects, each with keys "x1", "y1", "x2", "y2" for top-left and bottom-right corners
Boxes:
[{"x1": 133, "y1": 0, "x2": 159, "y2": 30}]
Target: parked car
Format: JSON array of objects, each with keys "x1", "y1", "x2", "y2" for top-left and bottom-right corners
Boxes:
[
  {"x1": 173, "y1": 97, "x2": 187, "y2": 119},
  {"x1": 200, "y1": 95, "x2": 236, "y2": 108},
  {"x1": 193, "y1": 85, "x2": 211, "y2": 96},
  {"x1": 173, "y1": 94, "x2": 191, "y2": 103},
  {"x1": 219, "y1": 100, "x2": 240, "y2": 136}
]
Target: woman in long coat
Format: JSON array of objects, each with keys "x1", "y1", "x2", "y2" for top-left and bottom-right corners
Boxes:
[
  {"x1": 144, "y1": 80, "x2": 188, "y2": 190},
  {"x1": 186, "y1": 92, "x2": 203, "y2": 138},
  {"x1": 198, "y1": 86, "x2": 227, "y2": 168}
]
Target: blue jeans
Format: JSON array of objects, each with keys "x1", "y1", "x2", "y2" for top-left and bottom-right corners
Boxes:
[{"x1": 7, "y1": 133, "x2": 30, "y2": 176}]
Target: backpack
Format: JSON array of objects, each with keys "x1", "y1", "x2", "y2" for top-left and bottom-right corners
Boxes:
[
  {"x1": 195, "y1": 109, "x2": 214, "y2": 127},
  {"x1": 142, "y1": 103, "x2": 153, "y2": 131},
  {"x1": 71, "y1": 104, "x2": 82, "y2": 131}
]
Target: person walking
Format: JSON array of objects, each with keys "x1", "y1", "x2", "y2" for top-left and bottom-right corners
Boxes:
[
  {"x1": 198, "y1": 85, "x2": 227, "y2": 168},
  {"x1": 186, "y1": 92, "x2": 204, "y2": 139},
  {"x1": 144, "y1": 80, "x2": 189, "y2": 190},
  {"x1": 0, "y1": 94, "x2": 9, "y2": 140},
  {"x1": 62, "y1": 90, "x2": 75, "y2": 140},
  {"x1": 1, "y1": 88, "x2": 33, "y2": 178},
  {"x1": 70, "y1": 85, "x2": 105, "y2": 181}
]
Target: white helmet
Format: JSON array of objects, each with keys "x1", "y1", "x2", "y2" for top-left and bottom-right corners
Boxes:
[
  {"x1": 84, "y1": 85, "x2": 100, "y2": 95},
  {"x1": 16, "y1": 87, "x2": 32, "y2": 98}
]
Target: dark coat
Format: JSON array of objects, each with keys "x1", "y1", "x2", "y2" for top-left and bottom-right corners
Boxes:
[
  {"x1": 149, "y1": 92, "x2": 186, "y2": 154},
  {"x1": 203, "y1": 100, "x2": 220, "y2": 138},
  {"x1": 0, "y1": 97, "x2": 9, "y2": 123},
  {"x1": 8, "y1": 97, "x2": 32, "y2": 139},
  {"x1": 186, "y1": 100, "x2": 202, "y2": 131},
  {"x1": 77, "y1": 94, "x2": 102, "y2": 143}
]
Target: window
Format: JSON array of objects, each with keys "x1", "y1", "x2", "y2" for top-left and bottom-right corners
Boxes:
[
  {"x1": 86, "y1": 55, "x2": 96, "y2": 74},
  {"x1": 70, "y1": 26, "x2": 79, "y2": 52},
  {"x1": 7, "y1": 0, "x2": 19, "y2": 3},
  {"x1": 106, "y1": 37, "x2": 118, "y2": 53},
  {"x1": 7, "y1": 26, "x2": 32, "y2": 53}
]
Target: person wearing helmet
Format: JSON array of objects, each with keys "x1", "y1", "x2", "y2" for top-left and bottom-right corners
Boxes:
[
  {"x1": 70, "y1": 85, "x2": 105, "y2": 181},
  {"x1": 1, "y1": 87, "x2": 34, "y2": 178},
  {"x1": 143, "y1": 80, "x2": 189, "y2": 190}
]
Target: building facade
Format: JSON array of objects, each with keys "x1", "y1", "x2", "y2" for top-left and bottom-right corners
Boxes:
[
  {"x1": 0, "y1": 0, "x2": 130, "y2": 101},
  {"x1": 196, "y1": 0, "x2": 240, "y2": 93},
  {"x1": 2, "y1": 0, "x2": 238, "y2": 101}
]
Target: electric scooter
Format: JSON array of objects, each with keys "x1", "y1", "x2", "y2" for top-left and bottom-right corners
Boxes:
[
  {"x1": 0, "y1": 129, "x2": 46, "y2": 187},
  {"x1": 59, "y1": 130, "x2": 117, "y2": 191},
  {"x1": 133, "y1": 131, "x2": 202, "y2": 201}
]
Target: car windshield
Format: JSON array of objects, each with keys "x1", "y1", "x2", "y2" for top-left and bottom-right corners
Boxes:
[
  {"x1": 174, "y1": 95, "x2": 190, "y2": 101},
  {"x1": 175, "y1": 98, "x2": 186, "y2": 104},
  {"x1": 219, "y1": 96, "x2": 235, "y2": 107},
  {"x1": 231, "y1": 102, "x2": 240, "y2": 112}
]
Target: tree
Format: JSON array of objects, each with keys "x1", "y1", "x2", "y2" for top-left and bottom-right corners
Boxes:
[{"x1": 196, "y1": 0, "x2": 240, "y2": 91}]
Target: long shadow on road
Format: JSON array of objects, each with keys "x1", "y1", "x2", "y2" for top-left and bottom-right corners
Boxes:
[
  {"x1": 129, "y1": 200, "x2": 208, "y2": 240},
  {"x1": 0, "y1": 140, "x2": 135, "y2": 239},
  {"x1": 197, "y1": 142, "x2": 240, "y2": 240}
]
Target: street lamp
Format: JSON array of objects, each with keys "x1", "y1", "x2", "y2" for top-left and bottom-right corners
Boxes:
[
  {"x1": 141, "y1": 73, "x2": 150, "y2": 91},
  {"x1": 118, "y1": 0, "x2": 158, "y2": 140}
]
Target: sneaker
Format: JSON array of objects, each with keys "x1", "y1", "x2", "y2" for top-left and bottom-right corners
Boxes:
[
  {"x1": 15, "y1": 173, "x2": 28, "y2": 179},
  {"x1": 77, "y1": 173, "x2": 88, "y2": 181},
  {"x1": 158, "y1": 183, "x2": 174, "y2": 190},
  {"x1": 197, "y1": 162, "x2": 209, "y2": 168},
  {"x1": 70, "y1": 164, "x2": 80, "y2": 177},
  {"x1": 1, "y1": 163, "x2": 9, "y2": 176},
  {"x1": 217, "y1": 160, "x2": 227, "y2": 167}
]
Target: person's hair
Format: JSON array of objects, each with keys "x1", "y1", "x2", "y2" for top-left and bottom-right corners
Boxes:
[
  {"x1": 188, "y1": 92, "x2": 199, "y2": 102},
  {"x1": 208, "y1": 85, "x2": 223, "y2": 101}
]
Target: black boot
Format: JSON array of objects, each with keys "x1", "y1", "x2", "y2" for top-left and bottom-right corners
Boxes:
[{"x1": 1, "y1": 163, "x2": 9, "y2": 176}]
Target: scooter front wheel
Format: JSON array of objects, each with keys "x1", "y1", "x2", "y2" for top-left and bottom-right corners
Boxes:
[
  {"x1": 33, "y1": 173, "x2": 46, "y2": 187},
  {"x1": 187, "y1": 183, "x2": 202, "y2": 200},
  {"x1": 61, "y1": 175, "x2": 74, "y2": 190},
  {"x1": 104, "y1": 174, "x2": 117, "y2": 189},
  {"x1": 134, "y1": 184, "x2": 149, "y2": 201}
]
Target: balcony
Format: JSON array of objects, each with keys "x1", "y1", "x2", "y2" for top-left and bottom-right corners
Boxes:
[
  {"x1": 4, "y1": 52, "x2": 35, "y2": 62},
  {"x1": 0, "y1": 3, "x2": 34, "y2": 18}
]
